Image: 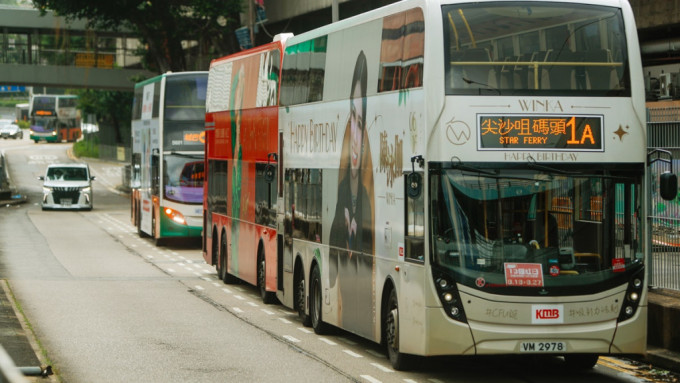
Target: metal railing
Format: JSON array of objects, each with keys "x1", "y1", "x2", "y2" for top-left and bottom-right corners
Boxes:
[{"x1": 648, "y1": 115, "x2": 680, "y2": 291}]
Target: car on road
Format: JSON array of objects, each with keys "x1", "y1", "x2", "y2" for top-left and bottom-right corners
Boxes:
[
  {"x1": 39, "y1": 163, "x2": 95, "y2": 210},
  {"x1": 0, "y1": 122, "x2": 22, "y2": 139}
]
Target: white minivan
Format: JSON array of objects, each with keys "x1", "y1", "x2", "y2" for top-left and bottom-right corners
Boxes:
[{"x1": 39, "y1": 163, "x2": 95, "y2": 210}]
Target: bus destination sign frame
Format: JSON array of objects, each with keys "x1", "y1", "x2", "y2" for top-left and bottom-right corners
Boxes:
[{"x1": 478, "y1": 114, "x2": 603, "y2": 151}]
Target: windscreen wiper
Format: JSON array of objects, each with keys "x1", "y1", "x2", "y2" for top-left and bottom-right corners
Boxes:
[
  {"x1": 169, "y1": 151, "x2": 204, "y2": 160},
  {"x1": 526, "y1": 157, "x2": 580, "y2": 175},
  {"x1": 451, "y1": 157, "x2": 496, "y2": 175}
]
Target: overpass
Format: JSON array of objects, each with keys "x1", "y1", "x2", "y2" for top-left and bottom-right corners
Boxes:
[{"x1": 0, "y1": 5, "x2": 156, "y2": 91}]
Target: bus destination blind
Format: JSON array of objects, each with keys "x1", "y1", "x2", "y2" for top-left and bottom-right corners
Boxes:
[{"x1": 478, "y1": 115, "x2": 603, "y2": 151}]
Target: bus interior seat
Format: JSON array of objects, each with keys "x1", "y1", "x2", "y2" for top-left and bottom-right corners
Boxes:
[
  {"x1": 460, "y1": 48, "x2": 497, "y2": 88},
  {"x1": 544, "y1": 50, "x2": 579, "y2": 90},
  {"x1": 448, "y1": 49, "x2": 466, "y2": 88},
  {"x1": 513, "y1": 53, "x2": 531, "y2": 89},
  {"x1": 499, "y1": 56, "x2": 516, "y2": 89},
  {"x1": 585, "y1": 49, "x2": 617, "y2": 90}
]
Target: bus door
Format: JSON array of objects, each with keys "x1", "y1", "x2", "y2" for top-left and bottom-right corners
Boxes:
[{"x1": 400, "y1": 171, "x2": 426, "y2": 351}]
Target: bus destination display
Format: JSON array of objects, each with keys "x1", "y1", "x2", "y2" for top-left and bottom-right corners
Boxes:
[{"x1": 478, "y1": 115, "x2": 603, "y2": 151}]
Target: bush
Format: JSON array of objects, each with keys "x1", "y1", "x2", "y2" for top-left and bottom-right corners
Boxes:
[{"x1": 73, "y1": 135, "x2": 99, "y2": 158}]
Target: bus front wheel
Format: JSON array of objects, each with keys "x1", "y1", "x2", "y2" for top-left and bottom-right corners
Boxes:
[
  {"x1": 385, "y1": 288, "x2": 413, "y2": 371},
  {"x1": 221, "y1": 232, "x2": 238, "y2": 284},
  {"x1": 310, "y1": 265, "x2": 331, "y2": 334},
  {"x1": 258, "y1": 247, "x2": 276, "y2": 304}
]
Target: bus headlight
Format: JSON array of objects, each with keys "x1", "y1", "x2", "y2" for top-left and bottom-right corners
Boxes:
[
  {"x1": 163, "y1": 207, "x2": 187, "y2": 225},
  {"x1": 433, "y1": 270, "x2": 467, "y2": 323},
  {"x1": 618, "y1": 267, "x2": 644, "y2": 322}
]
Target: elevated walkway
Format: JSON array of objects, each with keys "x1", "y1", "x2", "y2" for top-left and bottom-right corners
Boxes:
[{"x1": 0, "y1": 5, "x2": 155, "y2": 90}]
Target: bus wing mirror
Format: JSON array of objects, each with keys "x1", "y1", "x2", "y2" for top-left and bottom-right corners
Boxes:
[
  {"x1": 265, "y1": 152, "x2": 277, "y2": 183},
  {"x1": 660, "y1": 171, "x2": 677, "y2": 201},
  {"x1": 407, "y1": 172, "x2": 422, "y2": 199}
]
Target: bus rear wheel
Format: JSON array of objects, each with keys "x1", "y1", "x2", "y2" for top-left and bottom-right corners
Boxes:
[
  {"x1": 310, "y1": 265, "x2": 331, "y2": 335},
  {"x1": 385, "y1": 288, "x2": 413, "y2": 371},
  {"x1": 258, "y1": 248, "x2": 276, "y2": 304},
  {"x1": 220, "y1": 232, "x2": 238, "y2": 284},
  {"x1": 295, "y1": 267, "x2": 311, "y2": 327}
]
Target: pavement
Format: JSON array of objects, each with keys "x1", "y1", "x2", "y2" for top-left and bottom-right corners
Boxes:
[{"x1": 1, "y1": 154, "x2": 680, "y2": 379}]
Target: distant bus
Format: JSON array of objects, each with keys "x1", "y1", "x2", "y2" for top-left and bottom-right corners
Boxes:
[
  {"x1": 205, "y1": 0, "x2": 678, "y2": 371},
  {"x1": 14, "y1": 103, "x2": 28, "y2": 123},
  {"x1": 202, "y1": 40, "x2": 285, "y2": 302},
  {"x1": 130, "y1": 71, "x2": 208, "y2": 246},
  {"x1": 28, "y1": 94, "x2": 81, "y2": 143}
]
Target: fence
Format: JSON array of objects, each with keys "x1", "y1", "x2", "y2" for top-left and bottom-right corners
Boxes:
[{"x1": 647, "y1": 108, "x2": 680, "y2": 291}]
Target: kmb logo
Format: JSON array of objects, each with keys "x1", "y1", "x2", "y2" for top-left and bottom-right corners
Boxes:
[
  {"x1": 536, "y1": 309, "x2": 560, "y2": 320},
  {"x1": 531, "y1": 305, "x2": 564, "y2": 324}
]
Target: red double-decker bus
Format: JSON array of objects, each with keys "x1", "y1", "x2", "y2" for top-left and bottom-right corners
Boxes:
[{"x1": 203, "y1": 38, "x2": 287, "y2": 303}]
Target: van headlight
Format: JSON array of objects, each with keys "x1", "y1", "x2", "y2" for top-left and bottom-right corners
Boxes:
[{"x1": 81, "y1": 187, "x2": 91, "y2": 194}]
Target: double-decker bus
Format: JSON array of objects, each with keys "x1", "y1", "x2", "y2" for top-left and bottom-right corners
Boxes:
[
  {"x1": 204, "y1": 0, "x2": 678, "y2": 370},
  {"x1": 130, "y1": 72, "x2": 208, "y2": 246},
  {"x1": 203, "y1": 39, "x2": 286, "y2": 302},
  {"x1": 28, "y1": 94, "x2": 81, "y2": 143},
  {"x1": 15, "y1": 103, "x2": 28, "y2": 123}
]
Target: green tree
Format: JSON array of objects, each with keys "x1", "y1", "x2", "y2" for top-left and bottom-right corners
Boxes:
[
  {"x1": 76, "y1": 89, "x2": 132, "y2": 145},
  {"x1": 32, "y1": 0, "x2": 244, "y2": 72}
]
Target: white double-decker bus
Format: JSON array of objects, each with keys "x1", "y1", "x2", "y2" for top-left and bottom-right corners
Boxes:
[{"x1": 272, "y1": 0, "x2": 677, "y2": 370}]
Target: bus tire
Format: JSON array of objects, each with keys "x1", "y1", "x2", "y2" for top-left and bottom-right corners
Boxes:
[
  {"x1": 258, "y1": 247, "x2": 276, "y2": 304},
  {"x1": 295, "y1": 265, "x2": 311, "y2": 327},
  {"x1": 564, "y1": 354, "x2": 598, "y2": 369},
  {"x1": 310, "y1": 264, "x2": 331, "y2": 335},
  {"x1": 221, "y1": 231, "x2": 238, "y2": 284},
  {"x1": 385, "y1": 288, "x2": 413, "y2": 371}
]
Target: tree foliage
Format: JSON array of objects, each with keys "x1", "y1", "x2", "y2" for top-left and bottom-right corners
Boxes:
[
  {"x1": 32, "y1": 0, "x2": 244, "y2": 73},
  {"x1": 76, "y1": 89, "x2": 133, "y2": 144}
]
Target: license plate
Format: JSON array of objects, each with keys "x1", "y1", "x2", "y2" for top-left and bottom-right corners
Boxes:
[
  {"x1": 520, "y1": 341, "x2": 566, "y2": 353},
  {"x1": 60, "y1": 199, "x2": 72, "y2": 206}
]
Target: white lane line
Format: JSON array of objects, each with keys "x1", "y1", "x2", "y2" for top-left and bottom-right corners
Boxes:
[
  {"x1": 361, "y1": 375, "x2": 381, "y2": 383},
  {"x1": 370, "y1": 363, "x2": 393, "y2": 373},
  {"x1": 297, "y1": 327, "x2": 313, "y2": 334},
  {"x1": 283, "y1": 335, "x2": 300, "y2": 343},
  {"x1": 279, "y1": 318, "x2": 293, "y2": 324},
  {"x1": 246, "y1": 302, "x2": 259, "y2": 307},
  {"x1": 403, "y1": 379, "x2": 418, "y2": 383},
  {"x1": 194, "y1": 285, "x2": 204, "y2": 291},
  {"x1": 319, "y1": 338, "x2": 337, "y2": 346},
  {"x1": 343, "y1": 350, "x2": 363, "y2": 358},
  {"x1": 261, "y1": 309, "x2": 275, "y2": 315},
  {"x1": 234, "y1": 295, "x2": 246, "y2": 300},
  {"x1": 233, "y1": 307, "x2": 244, "y2": 313},
  {"x1": 167, "y1": 268, "x2": 175, "y2": 273},
  {"x1": 222, "y1": 288, "x2": 232, "y2": 294}
]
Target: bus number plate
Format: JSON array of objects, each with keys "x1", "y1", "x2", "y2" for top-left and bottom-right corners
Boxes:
[{"x1": 520, "y1": 341, "x2": 566, "y2": 353}]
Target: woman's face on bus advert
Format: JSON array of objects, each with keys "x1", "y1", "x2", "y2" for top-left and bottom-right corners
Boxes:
[{"x1": 350, "y1": 81, "x2": 363, "y2": 176}]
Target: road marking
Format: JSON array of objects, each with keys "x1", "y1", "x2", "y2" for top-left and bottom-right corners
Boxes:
[
  {"x1": 343, "y1": 350, "x2": 363, "y2": 358},
  {"x1": 212, "y1": 282, "x2": 221, "y2": 287},
  {"x1": 297, "y1": 327, "x2": 312, "y2": 334},
  {"x1": 234, "y1": 295, "x2": 246, "y2": 300},
  {"x1": 403, "y1": 380, "x2": 418, "y2": 383},
  {"x1": 222, "y1": 288, "x2": 231, "y2": 294},
  {"x1": 261, "y1": 309, "x2": 275, "y2": 315},
  {"x1": 339, "y1": 338, "x2": 358, "y2": 346},
  {"x1": 360, "y1": 375, "x2": 381, "y2": 383},
  {"x1": 319, "y1": 338, "x2": 337, "y2": 346},
  {"x1": 370, "y1": 363, "x2": 393, "y2": 373},
  {"x1": 194, "y1": 285, "x2": 204, "y2": 291},
  {"x1": 246, "y1": 302, "x2": 259, "y2": 307},
  {"x1": 233, "y1": 307, "x2": 243, "y2": 313},
  {"x1": 279, "y1": 318, "x2": 293, "y2": 324},
  {"x1": 167, "y1": 268, "x2": 175, "y2": 273},
  {"x1": 283, "y1": 335, "x2": 300, "y2": 343}
]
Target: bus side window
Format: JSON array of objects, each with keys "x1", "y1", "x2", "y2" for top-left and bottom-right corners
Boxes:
[{"x1": 405, "y1": 172, "x2": 424, "y2": 262}]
